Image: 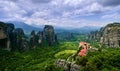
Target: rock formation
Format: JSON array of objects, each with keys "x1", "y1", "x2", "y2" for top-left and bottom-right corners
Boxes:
[
  {"x1": 0, "y1": 22, "x2": 8, "y2": 49},
  {"x1": 0, "y1": 21, "x2": 29, "y2": 51},
  {"x1": 36, "y1": 31, "x2": 43, "y2": 46},
  {"x1": 56, "y1": 59, "x2": 81, "y2": 71},
  {"x1": 88, "y1": 23, "x2": 120, "y2": 47},
  {"x1": 13, "y1": 28, "x2": 29, "y2": 51},
  {"x1": 30, "y1": 30, "x2": 36, "y2": 48},
  {"x1": 29, "y1": 25, "x2": 58, "y2": 47},
  {"x1": 0, "y1": 21, "x2": 58, "y2": 51},
  {"x1": 100, "y1": 23, "x2": 120, "y2": 47},
  {"x1": 43, "y1": 25, "x2": 57, "y2": 46}
]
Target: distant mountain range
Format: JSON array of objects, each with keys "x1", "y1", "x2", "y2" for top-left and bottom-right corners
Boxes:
[
  {"x1": 7, "y1": 21, "x2": 100, "y2": 34},
  {"x1": 7, "y1": 21, "x2": 42, "y2": 34},
  {"x1": 54, "y1": 26, "x2": 100, "y2": 34}
]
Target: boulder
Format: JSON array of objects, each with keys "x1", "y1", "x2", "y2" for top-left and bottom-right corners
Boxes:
[
  {"x1": 56, "y1": 59, "x2": 81, "y2": 71},
  {"x1": 70, "y1": 63, "x2": 81, "y2": 71}
]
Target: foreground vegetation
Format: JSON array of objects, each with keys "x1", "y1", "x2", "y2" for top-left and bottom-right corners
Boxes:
[
  {"x1": 0, "y1": 40, "x2": 120, "y2": 71},
  {"x1": 0, "y1": 42, "x2": 78, "y2": 71},
  {"x1": 78, "y1": 48, "x2": 120, "y2": 71}
]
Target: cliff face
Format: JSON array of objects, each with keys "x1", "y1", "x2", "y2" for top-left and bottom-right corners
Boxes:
[
  {"x1": 0, "y1": 21, "x2": 29, "y2": 51},
  {"x1": 36, "y1": 31, "x2": 43, "y2": 46},
  {"x1": 0, "y1": 21, "x2": 58, "y2": 51},
  {"x1": 0, "y1": 23, "x2": 7, "y2": 39},
  {"x1": 100, "y1": 23, "x2": 120, "y2": 47},
  {"x1": 13, "y1": 28, "x2": 29, "y2": 51},
  {"x1": 88, "y1": 31, "x2": 100, "y2": 42},
  {"x1": 30, "y1": 30, "x2": 36, "y2": 48},
  {"x1": 0, "y1": 22, "x2": 7, "y2": 48},
  {"x1": 29, "y1": 25, "x2": 58, "y2": 48},
  {"x1": 43, "y1": 25, "x2": 57, "y2": 46},
  {"x1": 89, "y1": 23, "x2": 120, "y2": 47}
]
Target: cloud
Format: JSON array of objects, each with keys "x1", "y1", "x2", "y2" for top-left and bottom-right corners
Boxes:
[
  {"x1": 9, "y1": 0, "x2": 18, "y2": 1},
  {"x1": 102, "y1": 13, "x2": 120, "y2": 20},
  {"x1": 73, "y1": 2, "x2": 104, "y2": 15},
  {"x1": 24, "y1": 17, "x2": 105, "y2": 28},
  {"x1": 0, "y1": 0, "x2": 120, "y2": 28},
  {"x1": 98, "y1": 0, "x2": 120, "y2": 7},
  {"x1": 31, "y1": 11, "x2": 49, "y2": 18},
  {"x1": 30, "y1": 0, "x2": 52, "y2": 3},
  {"x1": 4, "y1": 0, "x2": 52, "y2": 3}
]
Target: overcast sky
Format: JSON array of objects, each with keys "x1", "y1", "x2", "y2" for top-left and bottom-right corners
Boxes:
[{"x1": 0, "y1": 0, "x2": 120, "y2": 28}]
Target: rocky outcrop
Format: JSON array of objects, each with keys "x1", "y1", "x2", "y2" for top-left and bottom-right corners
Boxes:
[
  {"x1": 0, "y1": 22, "x2": 7, "y2": 48},
  {"x1": 0, "y1": 22, "x2": 7, "y2": 39},
  {"x1": 88, "y1": 31, "x2": 100, "y2": 42},
  {"x1": 0, "y1": 21, "x2": 29, "y2": 51},
  {"x1": 88, "y1": 23, "x2": 120, "y2": 47},
  {"x1": 29, "y1": 25, "x2": 58, "y2": 47},
  {"x1": 0, "y1": 21, "x2": 58, "y2": 51},
  {"x1": 6, "y1": 23, "x2": 15, "y2": 51},
  {"x1": 100, "y1": 23, "x2": 120, "y2": 47},
  {"x1": 43, "y1": 25, "x2": 57, "y2": 46},
  {"x1": 36, "y1": 31, "x2": 43, "y2": 46},
  {"x1": 13, "y1": 28, "x2": 29, "y2": 51},
  {"x1": 30, "y1": 30, "x2": 36, "y2": 48},
  {"x1": 56, "y1": 59, "x2": 81, "y2": 71}
]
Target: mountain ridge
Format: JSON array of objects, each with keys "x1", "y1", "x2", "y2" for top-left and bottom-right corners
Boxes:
[
  {"x1": 6, "y1": 21, "x2": 100, "y2": 34},
  {"x1": 7, "y1": 21, "x2": 42, "y2": 34}
]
